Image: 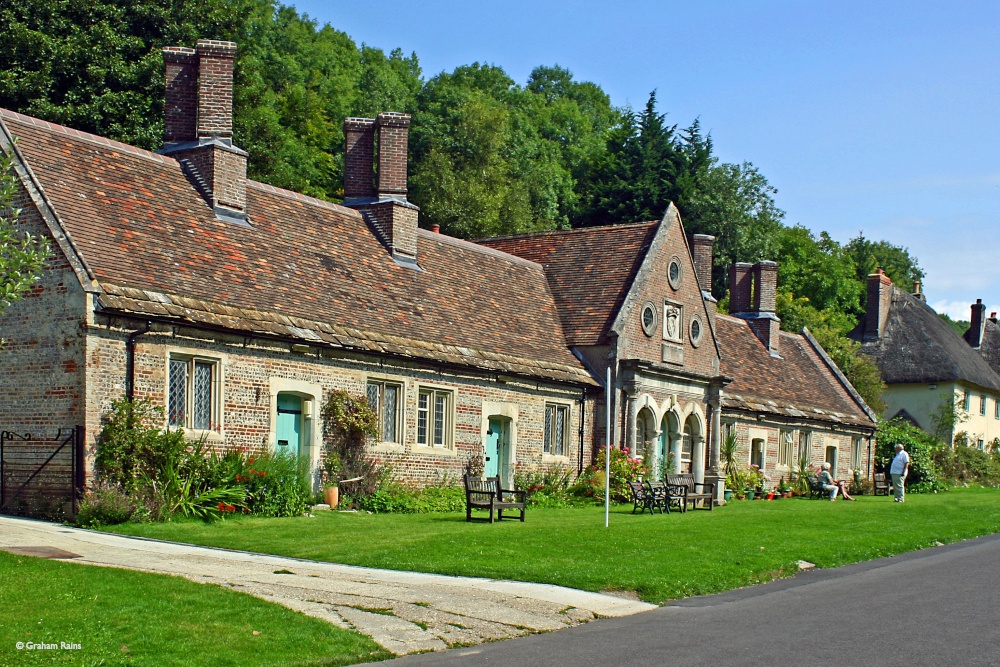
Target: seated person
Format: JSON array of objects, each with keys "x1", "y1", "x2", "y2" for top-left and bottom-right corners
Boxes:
[{"x1": 818, "y1": 462, "x2": 856, "y2": 501}]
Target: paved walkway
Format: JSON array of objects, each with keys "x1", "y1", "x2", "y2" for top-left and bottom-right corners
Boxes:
[{"x1": 0, "y1": 516, "x2": 655, "y2": 655}]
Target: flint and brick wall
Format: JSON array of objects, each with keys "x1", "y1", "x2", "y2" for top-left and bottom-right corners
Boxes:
[
  {"x1": 0, "y1": 182, "x2": 87, "y2": 441},
  {"x1": 84, "y1": 320, "x2": 593, "y2": 486}
]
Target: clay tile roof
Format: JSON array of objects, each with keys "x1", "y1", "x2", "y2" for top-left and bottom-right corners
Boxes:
[
  {"x1": 852, "y1": 287, "x2": 1000, "y2": 392},
  {"x1": 478, "y1": 222, "x2": 659, "y2": 346},
  {"x1": 1, "y1": 108, "x2": 594, "y2": 386},
  {"x1": 716, "y1": 314, "x2": 875, "y2": 428}
]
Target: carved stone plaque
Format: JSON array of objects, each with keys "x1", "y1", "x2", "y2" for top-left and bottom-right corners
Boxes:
[{"x1": 662, "y1": 343, "x2": 684, "y2": 365}]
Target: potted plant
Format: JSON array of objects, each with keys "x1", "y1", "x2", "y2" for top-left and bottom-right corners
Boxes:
[
  {"x1": 721, "y1": 429, "x2": 739, "y2": 501},
  {"x1": 778, "y1": 476, "x2": 793, "y2": 498},
  {"x1": 321, "y1": 450, "x2": 342, "y2": 509}
]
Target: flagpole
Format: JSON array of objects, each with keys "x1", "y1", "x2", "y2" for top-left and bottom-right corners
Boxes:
[{"x1": 605, "y1": 366, "x2": 611, "y2": 528}]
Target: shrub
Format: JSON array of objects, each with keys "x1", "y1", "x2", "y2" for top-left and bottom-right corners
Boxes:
[
  {"x1": 571, "y1": 447, "x2": 646, "y2": 503},
  {"x1": 514, "y1": 464, "x2": 576, "y2": 507},
  {"x1": 231, "y1": 451, "x2": 311, "y2": 517},
  {"x1": 95, "y1": 399, "x2": 186, "y2": 492},
  {"x1": 75, "y1": 482, "x2": 138, "y2": 527},
  {"x1": 934, "y1": 444, "x2": 1000, "y2": 486},
  {"x1": 322, "y1": 390, "x2": 382, "y2": 502}
]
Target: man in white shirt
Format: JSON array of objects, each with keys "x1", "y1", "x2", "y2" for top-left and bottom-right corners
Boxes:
[{"x1": 889, "y1": 443, "x2": 910, "y2": 503}]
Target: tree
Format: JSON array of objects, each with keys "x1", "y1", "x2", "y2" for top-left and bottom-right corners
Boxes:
[
  {"x1": 845, "y1": 232, "x2": 924, "y2": 293},
  {"x1": 682, "y1": 161, "x2": 785, "y2": 296},
  {"x1": 0, "y1": 150, "x2": 51, "y2": 320}
]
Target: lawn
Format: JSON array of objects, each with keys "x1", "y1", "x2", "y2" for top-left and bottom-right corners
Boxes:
[
  {"x1": 0, "y1": 551, "x2": 390, "y2": 667},
  {"x1": 107, "y1": 487, "x2": 1000, "y2": 604}
]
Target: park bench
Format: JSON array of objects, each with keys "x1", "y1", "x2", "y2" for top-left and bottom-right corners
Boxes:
[
  {"x1": 464, "y1": 475, "x2": 526, "y2": 523},
  {"x1": 628, "y1": 480, "x2": 656, "y2": 514},
  {"x1": 873, "y1": 473, "x2": 890, "y2": 496},
  {"x1": 667, "y1": 473, "x2": 715, "y2": 510},
  {"x1": 807, "y1": 474, "x2": 829, "y2": 499}
]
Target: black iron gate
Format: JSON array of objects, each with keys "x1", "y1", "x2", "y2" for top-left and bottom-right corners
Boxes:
[{"x1": 0, "y1": 427, "x2": 84, "y2": 521}]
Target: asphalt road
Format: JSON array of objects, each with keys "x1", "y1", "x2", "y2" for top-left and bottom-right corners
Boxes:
[{"x1": 382, "y1": 533, "x2": 1000, "y2": 667}]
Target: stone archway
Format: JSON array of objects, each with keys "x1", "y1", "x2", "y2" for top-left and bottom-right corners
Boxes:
[
  {"x1": 635, "y1": 406, "x2": 657, "y2": 463},
  {"x1": 683, "y1": 411, "x2": 706, "y2": 483},
  {"x1": 661, "y1": 409, "x2": 682, "y2": 474}
]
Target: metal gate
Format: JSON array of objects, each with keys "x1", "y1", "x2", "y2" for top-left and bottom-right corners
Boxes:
[{"x1": 0, "y1": 427, "x2": 84, "y2": 521}]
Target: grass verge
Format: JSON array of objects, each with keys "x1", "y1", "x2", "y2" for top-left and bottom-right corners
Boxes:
[
  {"x1": 107, "y1": 487, "x2": 1000, "y2": 604},
  {"x1": 0, "y1": 551, "x2": 391, "y2": 666}
]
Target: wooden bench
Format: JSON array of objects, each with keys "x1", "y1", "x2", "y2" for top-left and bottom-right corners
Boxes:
[
  {"x1": 873, "y1": 473, "x2": 890, "y2": 496},
  {"x1": 667, "y1": 473, "x2": 715, "y2": 511},
  {"x1": 628, "y1": 480, "x2": 683, "y2": 514},
  {"x1": 464, "y1": 475, "x2": 526, "y2": 523}
]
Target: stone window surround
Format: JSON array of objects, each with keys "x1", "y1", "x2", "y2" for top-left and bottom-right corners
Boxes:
[
  {"x1": 165, "y1": 347, "x2": 225, "y2": 443},
  {"x1": 414, "y1": 381, "x2": 457, "y2": 456},
  {"x1": 667, "y1": 255, "x2": 683, "y2": 290},
  {"x1": 640, "y1": 301, "x2": 657, "y2": 337}
]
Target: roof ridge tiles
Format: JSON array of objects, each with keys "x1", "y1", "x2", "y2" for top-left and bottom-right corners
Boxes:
[
  {"x1": 246, "y1": 180, "x2": 361, "y2": 218},
  {"x1": 0, "y1": 107, "x2": 177, "y2": 167},
  {"x1": 477, "y1": 220, "x2": 658, "y2": 243},
  {"x1": 423, "y1": 229, "x2": 542, "y2": 270}
]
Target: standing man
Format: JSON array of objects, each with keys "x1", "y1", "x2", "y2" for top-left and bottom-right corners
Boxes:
[{"x1": 890, "y1": 443, "x2": 910, "y2": 503}]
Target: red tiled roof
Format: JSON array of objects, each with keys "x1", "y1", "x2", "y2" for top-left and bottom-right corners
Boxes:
[
  {"x1": 478, "y1": 223, "x2": 658, "y2": 346},
  {"x1": 716, "y1": 314, "x2": 874, "y2": 428},
  {"x1": 2, "y1": 108, "x2": 592, "y2": 384}
]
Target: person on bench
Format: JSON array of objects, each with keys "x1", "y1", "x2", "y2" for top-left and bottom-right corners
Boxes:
[{"x1": 818, "y1": 462, "x2": 856, "y2": 501}]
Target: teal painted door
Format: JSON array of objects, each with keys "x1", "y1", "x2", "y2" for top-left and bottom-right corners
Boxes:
[
  {"x1": 485, "y1": 418, "x2": 501, "y2": 478},
  {"x1": 276, "y1": 394, "x2": 302, "y2": 457}
]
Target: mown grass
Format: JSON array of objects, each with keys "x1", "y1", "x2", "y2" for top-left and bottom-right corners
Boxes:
[
  {"x1": 107, "y1": 487, "x2": 1000, "y2": 604},
  {"x1": 0, "y1": 551, "x2": 390, "y2": 667}
]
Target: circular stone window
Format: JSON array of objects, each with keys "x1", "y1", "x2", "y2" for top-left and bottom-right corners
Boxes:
[
  {"x1": 690, "y1": 315, "x2": 704, "y2": 347},
  {"x1": 667, "y1": 256, "x2": 683, "y2": 290},
  {"x1": 640, "y1": 302, "x2": 657, "y2": 337}
]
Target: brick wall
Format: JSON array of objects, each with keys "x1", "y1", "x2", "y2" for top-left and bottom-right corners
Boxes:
[
  {"x1": 163, "y1": 47, "x2": 198, "y2": 143},
  {"x1": 356, "y1": 200, "x2": 418, "y2": 259},
  {"x1": 0, "y1": 180, "x2": 88, "y2": 440}
]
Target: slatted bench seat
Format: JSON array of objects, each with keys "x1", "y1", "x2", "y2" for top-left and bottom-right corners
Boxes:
[
  {"x1": 464, "y1": 475, "x2": 526, "y2": 523},
  {"x1": 666, "y1": 473, "x2": 715, "y2": 511}
]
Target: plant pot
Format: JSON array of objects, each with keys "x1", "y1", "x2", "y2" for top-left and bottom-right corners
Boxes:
[
  {"x1": 746, "y1": 490, "x2": 755, "y2": 500},
  {"x1": 767, "y1": 491, "x2": 775, "y2": 500},
  {"x1": 323, "y1": 485, "x2": 339, "y2": 509},
  {"x1": 783, "y1": 491, "x2": 793, "y2": 499},
  {"x1": 724, "y1": 489, "x2": 734, "y2": 502}
]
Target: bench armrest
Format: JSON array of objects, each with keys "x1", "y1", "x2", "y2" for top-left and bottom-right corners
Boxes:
[
  {"x1": 500, "y1": 488, "x2": 527, "y2": 503},
  {"x1": 693, "y1": 481, "x2": 715, "y2": 494}
]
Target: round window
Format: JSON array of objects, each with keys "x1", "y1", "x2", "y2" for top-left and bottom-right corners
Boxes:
[
  {"x1": 668, "y1": 257, "x2": 683, "y2": 290},
  {"x1": 690, "y1": 316, "x2": 703, "y2": 347},
  {"x1": 640, "y1": 302, "x2": 657, "y2": 337}
]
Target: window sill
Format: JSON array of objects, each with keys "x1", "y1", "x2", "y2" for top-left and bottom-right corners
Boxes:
[
  {"x1": 412, "y1": 445, "x2": 457, "y2": 457},
  {"x1": 542, "y1": 453, "x2": 570, "y2": 465},
  {"x1": 370, "y1": 442, "x2": 405, "y2": 454},
  {"x1": 173, "y1": 428, "x2": 224, "y2": 444}
]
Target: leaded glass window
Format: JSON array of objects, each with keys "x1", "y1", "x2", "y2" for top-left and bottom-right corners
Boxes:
[
  {"x1": 168, "y1": 359, "x2": 188, "y2": 427},
  {"x1": 367, "y1": 380, "x2": 401, "y2": 443},
  {"x1": 544, "y1": 404, "x2": 569, "y2": 456},
  {"x1": 167, "y1": 356, "x2": 218, "y2": 431}
]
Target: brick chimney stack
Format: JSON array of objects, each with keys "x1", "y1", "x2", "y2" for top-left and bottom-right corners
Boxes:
[
  {"x1": 343, "y1": 112, "x2": 419, "y2": 266},
  {"x1": 160, "y1": 40, "x2": 248, "y2": 224},
  {"x1": 968, "y1": 299, "x2": 987, "y2": 349},
  {"x1": 863, "y1": 269, "x2": 893, "y2": 342},
  {"x1": 343, "y1": 118, "x2": 376, "y2": 201},
  {"x1": 749, "y1": 261, "x2": 780, "y2": 356},
  {"x1": 728, "y1": 262, "x2": 753, "y2": 314},
  {"x1": 689, "y1": 234, "x2": 715, "y2": 298}
]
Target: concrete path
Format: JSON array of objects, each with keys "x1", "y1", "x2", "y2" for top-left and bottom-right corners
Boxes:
[{"x1": 0, "y1": 516, "x2": 654, "y2": 655}]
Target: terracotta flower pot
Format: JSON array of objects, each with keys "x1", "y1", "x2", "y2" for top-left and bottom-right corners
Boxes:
[{"x1": 323, "y1": 485, "x2": 339, "y2": 509}]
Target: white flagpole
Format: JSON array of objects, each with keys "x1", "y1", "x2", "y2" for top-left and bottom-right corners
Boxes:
[{"x1": 605, "y1": 366, "x2": 611, "y2": 528}]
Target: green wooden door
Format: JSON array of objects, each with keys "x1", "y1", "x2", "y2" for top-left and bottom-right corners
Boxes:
[
  {"x1": 276, "y1": 394, "x2": 302, "y2": 457},
  {"x1": 485, "y1": 418, "x2": 501, "y2": 478}
]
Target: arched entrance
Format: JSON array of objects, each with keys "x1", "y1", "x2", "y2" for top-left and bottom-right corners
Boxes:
[
  {"x1": 635, "y1": 407, "x2": 656, "y2": 462},
  {"x1": 683, "y1": 412, "x2": 706, "y2": 483},
  {"x1": 660, "y1": 411, "x2": 681, "y2": 474}
]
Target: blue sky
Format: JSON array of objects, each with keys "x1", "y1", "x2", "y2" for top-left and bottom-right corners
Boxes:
[{"x1": 290, "y1": 0, "x2": 1000, "y2": 320}]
